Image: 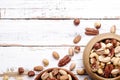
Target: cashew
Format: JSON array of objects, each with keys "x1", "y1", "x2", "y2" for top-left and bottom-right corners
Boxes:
[
  {"x1": 115, "y1": 53, "x2": 120, "y2": 57},
  {"x1": 115, "y1": 46, "x2": 120, "y2": 54},
  {"x1": 68, "y1": 74, "x2": 72, "y2": 80},
  {"x1": 106, "y1": 43, "x2": 113, "y2": 48},
  {"x1": 111, "y1": 57, "x2": 120, "y2": 66},
  {"x1": 98, "y1": 55, "x2": 105, "y2": 62},
  {"x1": 49, "y1": 72, "x2": 53, "y2": 79},
  {"x1": 90, "y1": 52, "x2": 99, "y2": 59},
  {"x1": 90, "y1": 58, "x2": 96, "y2": 64},
  {"x1": 118, "y1": 60, "x2": 120, "y2": 66},
  {"x1": 97, "y1": 68, "x2": 103, "y2": 75},
  {"x1": 100, "y1": 42, "x2": 106, "y2": 49},
  {"x1": 100, "y1": 62, "x2": 105, "y2": 68},
  {"x1": 59, "y1": 69, "x2": 67, "y2": 75},
  {"x1": 41, "y1": 72, "x2": 49, "y2": 80},
  {"x1": 111, "y1": 69, "x2": 120, "y2": 75},
  {"x1": 103, "y1": 57, "x2": 111, "y2": 63},
  {"x1": 104, "y1": 49, "x2": 110, "y2": 55},
  {"x1": 99, "y1": 56, "x2": 111, "y2": 63}
]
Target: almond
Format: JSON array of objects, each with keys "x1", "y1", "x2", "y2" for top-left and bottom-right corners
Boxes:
[
  {"x1": 52, "y1": 51, "x2": 60, "y2": 60},
  {"x1": 69, "y1": 62, "x2": 76, "y2": 71},
  {"x1": 34, "y1": 66, "x2": 43, "y2": 71},
  {"x1": 73, "y1": 35, "x2": 81, "y2": 44}
]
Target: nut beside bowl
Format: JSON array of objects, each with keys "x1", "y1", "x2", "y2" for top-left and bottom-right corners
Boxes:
[
  {"x1": 83, "y1": 33, "x2": 120, "y2": 80},
  {"x1": 35, "y1": 67, "x2": 78, "y2": 80}
]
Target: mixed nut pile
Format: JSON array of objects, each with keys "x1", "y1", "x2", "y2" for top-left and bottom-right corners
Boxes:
[
  {"x1": 90, "y1": 38, "x2": 120, "y2": 78},
  {"x1": 39, "y1": 68, "x2": 75, "y2": 80}
]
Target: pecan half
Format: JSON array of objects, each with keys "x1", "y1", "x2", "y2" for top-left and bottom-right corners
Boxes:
[
  {"x1": 58, "y1": 55, "x2": 71, "y2": 67},
  {"x1": 85, "y1": 28, "x2": 99, "y2": 35}
]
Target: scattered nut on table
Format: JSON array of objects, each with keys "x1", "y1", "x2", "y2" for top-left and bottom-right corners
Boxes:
[
  {"x1": 18, "y1": 67, "x2": 24, "y2": 74},
  {"x1": 52, "y1": 51, "x2": 60, "y2": 60},
  {"x1": 110, "y1": 25, "x2": 116, "y2": 33},
  {"x1": 42, "y1": 58, "x2": 49, "y2": 67},
  {"x1": 34, "y1": 65, "x2": 43, "y2": 71},
  {"x1": 94, "y1": 21, "x2": 101, "y2": 29},
  {"x1": 74, "y1": 18, "x2": 80, "y2": 26},
  {"x1": 76, "y1": 69, "x2": 85, "y2": 75},
  {"x1": 73, "y1": 35, "x2": 81, "y2": 44},
  {"x1": 58, "y1": 55, "x2": 71, "y2": 67},
  {"x1": 69, "y1": 62, "x2": 76, "y2": 71},
  {"x1": 89, "y1": 38, "x2": 120, "y2": 78},
  {"x1": 74, "y1": 46, "x2": 80, "y2": 53},
  {"x1": 28, "y1": 71, "x2": 35, "y2": 77},
  {"x1": 68, "y1": 47, "x2": 74, "y2": 56}
]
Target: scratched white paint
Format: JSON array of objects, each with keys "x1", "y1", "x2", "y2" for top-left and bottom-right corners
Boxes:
[
  {"x1": 0, "y1": 0, "x2": 120, "y2": 18},
  {"x1": 0, "y1": 20, "x2": 119, "y2": 45}
]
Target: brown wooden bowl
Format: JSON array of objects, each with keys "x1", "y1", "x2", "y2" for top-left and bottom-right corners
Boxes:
[
  {"x1": 35, "y1": 67, "x2": 78, "y2": 80},
  {"x1": 83, "y1": 33, "x2": 120, "y2": 80}
]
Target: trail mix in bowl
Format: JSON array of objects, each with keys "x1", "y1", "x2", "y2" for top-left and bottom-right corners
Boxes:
[
  {"x1": 89, "y1": 38, "x2": 120, "y2": 78},
  {"x1": 39, "y1": 68, "x2": 77, "y2": 80}
]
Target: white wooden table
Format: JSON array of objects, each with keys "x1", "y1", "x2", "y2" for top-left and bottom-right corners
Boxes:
[{"x1": 0, "y1": 0, "x2": 120, "y2": 80}]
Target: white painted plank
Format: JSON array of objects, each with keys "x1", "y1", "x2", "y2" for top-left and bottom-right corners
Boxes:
[
  {"x1": 0, "y1": 0, "x2": 120, "y2": 18},
  {"x1": 0, "y1": 47, "x2": 90, "y2": 80},
  {"x1": 0, "y1": 20, "x2": 120, "y2": 46}
]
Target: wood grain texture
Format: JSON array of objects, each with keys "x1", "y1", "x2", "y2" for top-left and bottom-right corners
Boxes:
[
  {"x1": 0, "y1": 47, "x2": 88, "y2": 80},
  {"x1": 0, "y1": 20, "x2": 119, "y2": 46},
  {"x1": 0, "y1": 0, "x2": 120, "y2": 18}
]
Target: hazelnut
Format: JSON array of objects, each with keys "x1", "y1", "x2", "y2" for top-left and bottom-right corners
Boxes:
[
  {"x1": 28, "y1": 71, "x2": 35, "y2": 77},
  {"x1": 42, "y1": 59, "x2": 49, "y2": 67},
  {"x1": 94, "y1": 42, "x2": 101, "y2": 49},
  {"x1": 94, "y1": 21, "x2": 101, "y2": 29},
  {"x1": 105, "y1": 39, "x2": 111, "y2": 44},
  {"x1": 74, "y1": 46, "x2": 80, "y2": 53},
  {"x1": 18, "y1": 67, "x2": 24, "y2": 74},
  {"x1": 74, "y1": 18, "x2": 80, "y2": 26},
  {"x1": 111, "y1": 39, "x2": 117, "y2": 47}
]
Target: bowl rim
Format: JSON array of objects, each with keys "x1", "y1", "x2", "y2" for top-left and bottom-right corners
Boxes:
[
  {"x1": 83, "y1": 33, "x2": 120, "y2": 80},
  {"x1": 35, "y1": 67, "x2": 79, "y2": 80}
]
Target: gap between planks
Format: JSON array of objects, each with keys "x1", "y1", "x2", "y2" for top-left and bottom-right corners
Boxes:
[
  {"x1": 0, "y1": 44, "x2": 86, "y2": 47},
  {"x1": 0, "y1": 18, "x2": 120, "y2": 20}
]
